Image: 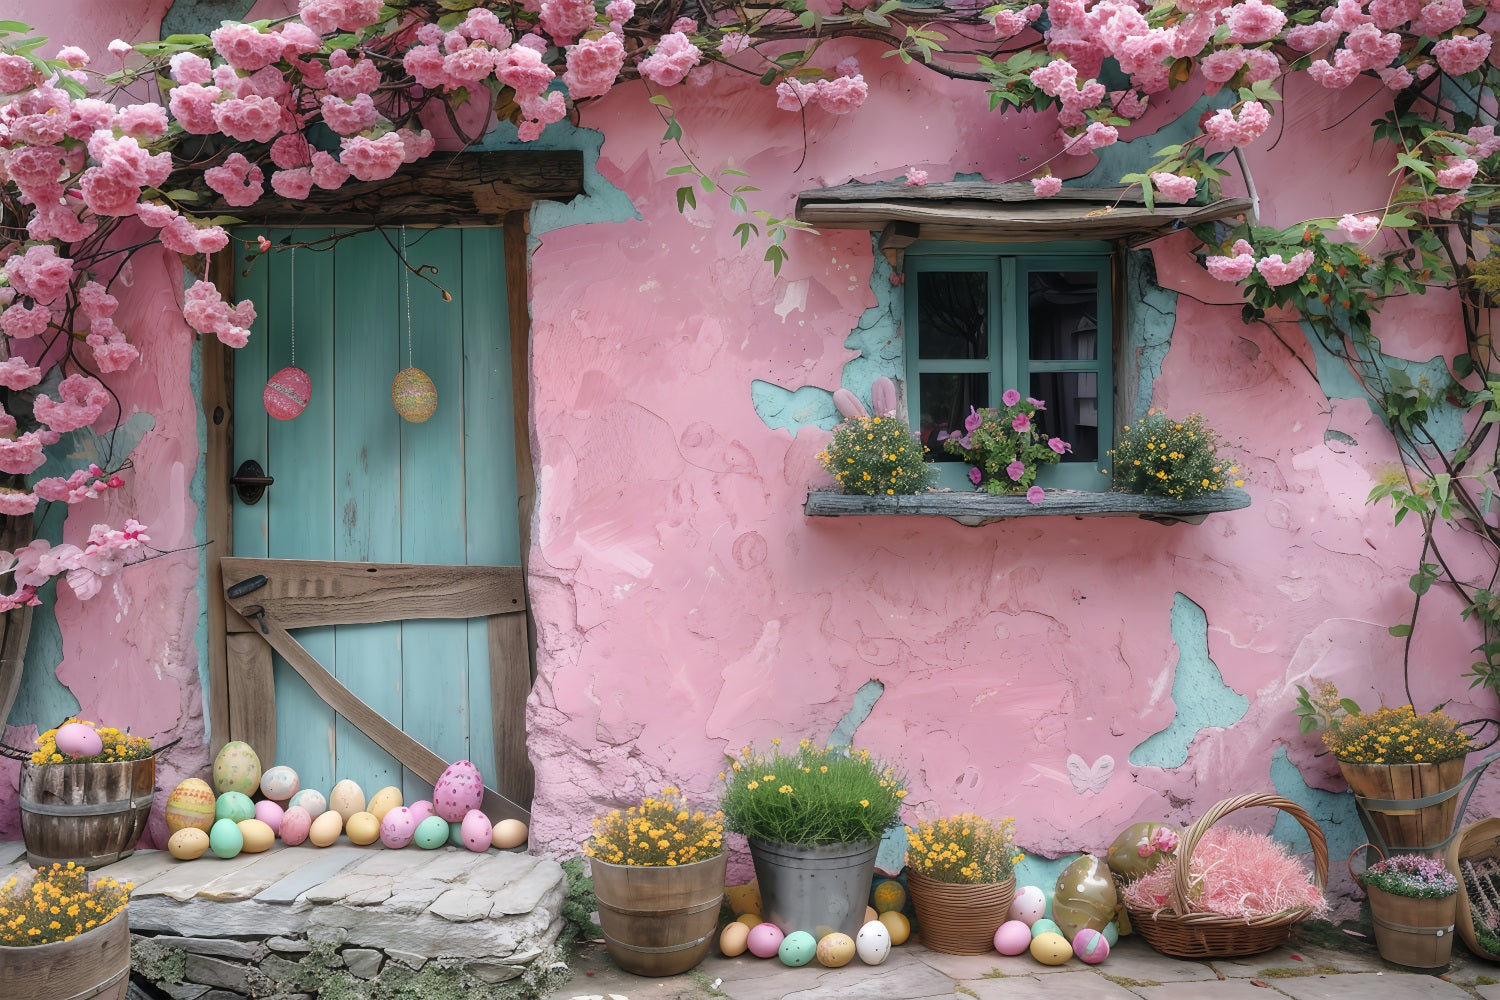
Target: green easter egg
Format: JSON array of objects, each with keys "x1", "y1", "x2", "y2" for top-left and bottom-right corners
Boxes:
[
  {"x1": 215, "y1": 790, "x2": 255, "y2": 824},
  {"x1": 1105, "y1": 821, "x2": 1180, "y2": 883},
  {"x1": 778, "y1": 930, "x2": 817, "y2": 967},
  {"x1": 1102, "y1": 921, "x2": 1120, "y2": 946},
  {"x1": 413, "y1": 815, "x2": 450, "y2": 850},
  {"x1": 209, "y1": 817, "x2": 244, "y2": 859},
  {"x1": 1052, "y1": 854, "x2": 1118, "y2": 942},
  {"x1": 1030, "y1": 917, "x2": 1062, "y2": 939},
  {"x1": 448, "y1": 820, "x2": 465, "y2": 847}
]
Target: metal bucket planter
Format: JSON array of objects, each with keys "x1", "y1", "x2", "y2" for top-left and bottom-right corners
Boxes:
[
  {"x1": 749, "y1": 837, "x2": 879, "y2": 938},
  {"x1": 0, "y1": 912, "x2": 130, "y2": 1000},
  {"x1": 1367, "y1": 885, "x2": 1457, "y2": 969},
  {"x1": 20, "y1": 758, "x2": 155, "y2": 868},
  {"x1": 907, "y1": 869, "x2": 1016, "y2": 955},
  {"x1": 592, "y1": 853, "x2": 726, "y2": 977}
]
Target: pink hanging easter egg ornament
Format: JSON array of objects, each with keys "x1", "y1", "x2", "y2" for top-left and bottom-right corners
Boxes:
[{"x1": 264, "y1": 366, "x2": 311, "y2": 420}]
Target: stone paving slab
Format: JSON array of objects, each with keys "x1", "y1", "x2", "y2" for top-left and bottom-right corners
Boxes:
[
  {"x1": 1244, "y1": 971, "x2": 1472, "y2": 999},
  {"x1": 960, "y1": 972, "x2": 1140, "y2": 999},
  {"x1": 253, "y1": 845, "x2": 365, "y2": 902},
  {"x1": 1134, "y1": 982, "x2": 1286, "y2": 1000},
  {"x1": 1088, "y1": 942, "x2": 1219, "y2": 983},
  {"x1": 197, "y1": 846, "x2": 318, "y2": 901}
]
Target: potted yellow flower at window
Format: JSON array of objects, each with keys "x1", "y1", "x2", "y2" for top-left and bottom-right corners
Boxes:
[
  {"x1": 905, "y1": 814, "x2": 1021, "y2": 954},
  {"x1": 583, "y1": 787, "x2": 725, "y2": 977},
  {"x1": 0, "y1": 861, "x2": 133, "y2": 1000}
]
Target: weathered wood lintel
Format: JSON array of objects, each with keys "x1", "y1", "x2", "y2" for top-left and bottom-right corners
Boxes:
[
  {"x1": 218, "y1": 150, "x2": 585, "y2": 227},
  {"x1": 804, "y1": 487, "x2": 1251, "y2": 526},
  {"x1": 221, "y1": 558, "x2": 525, "y2": 632}
]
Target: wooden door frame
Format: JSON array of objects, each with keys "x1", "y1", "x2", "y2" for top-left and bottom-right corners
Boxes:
[{"x1": 201, "y1": 149, "x2": 583, "y2": 766}]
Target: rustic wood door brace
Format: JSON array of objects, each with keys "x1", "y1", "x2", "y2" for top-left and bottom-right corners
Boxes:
[{"x1": 222, "y1": 557, "x2": 531, "y2": 824}]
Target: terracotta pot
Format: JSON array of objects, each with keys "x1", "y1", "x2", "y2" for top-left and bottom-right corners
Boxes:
[
  {"x1": 906, "y1": 869, "x2": 1016, "y2": 955},
  {"x1": 0, "y1": 912, "x2": 130, "y2": 1000},
  {"x1": 591, "y1": 853, "x2": 726, "y2": 977},
  {"x1": 1338, "y1": 758, "x2": 1464, "y2": 853}
]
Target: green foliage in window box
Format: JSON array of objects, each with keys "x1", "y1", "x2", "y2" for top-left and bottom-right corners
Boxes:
[
  {"x1": 1109, "y1": 411, "x2": 1241, "y2": 501},
  {"x1": 818, "y1": 416, "x2": 935, "y2": 496},
  {"x1": 940, "y1": 391, "x2": 1069, "y2": 498}
]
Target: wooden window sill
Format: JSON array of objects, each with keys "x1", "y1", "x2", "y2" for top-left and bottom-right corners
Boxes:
[{"x1": 804, "y1": 487, "x2": 1251, "y2": 526}]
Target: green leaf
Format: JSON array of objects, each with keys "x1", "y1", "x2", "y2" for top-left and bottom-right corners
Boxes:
[
  {"x1": 1410, "y1": 571, "x2": 1435, "y2": 596},
  {"x1": 862, "y1": 10, "x2": 891, "y2": 26},
  {"x1": 1299, "y1": 716, "x2": 1317, "y2": 735},
  {"x1": 675, "y1": 185, "x2": 696, "y2": 213},
  {"x1": 664, "y1": 164, "x2": 696, "y2": 176},
  {"x1": 648, "y1": 95, "x2": 673, "y2": 108},
  {"x1": 1388, "y1": 624, "x2": 1413, "y2": 637},
  {"x1": 699, "y1": 176, "x2": 715, "y2": 193},
  {"x1": 1339, "y1": 698, "x2": 1362, "y2": 715},
  {"x1": 0, "y1": 20, "x2": 33, "y2": 32},
  {"x1": 662, "y1": 118, "x2": 682, "y2": 143}
]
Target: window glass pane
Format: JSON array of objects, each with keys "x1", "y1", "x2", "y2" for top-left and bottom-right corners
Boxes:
[
  {"x1": 919, "y1": 372, "x2": 987, "y2": 460},
  {"x1": 1030, "y1": 372, "x2": 1099, "y2": 462},
  {"x1": 918, "y1": 272, "x2": 989, "y2": 360},
  {"x1": 1028, "y1": 271, "x2": 1098, "y2": 361}
]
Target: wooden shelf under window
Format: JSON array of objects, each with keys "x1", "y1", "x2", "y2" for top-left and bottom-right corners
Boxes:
[{"x1": 804, "y1": 487, "x2": 1252, "y2": 526}]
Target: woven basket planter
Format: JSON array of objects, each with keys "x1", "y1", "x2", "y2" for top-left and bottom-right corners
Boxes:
[
  {"x1": 906, "y1": 869, "x2": 1016, "y2": 955},
  {"x1": 1125, "y1": 793, "x2": 1329, "y2": 960},
  {"x1": 1444, "y1": 817, "x2": 1500, "y2": 962}
]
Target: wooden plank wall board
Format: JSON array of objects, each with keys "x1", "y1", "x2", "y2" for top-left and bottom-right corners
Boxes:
[
  {"x1": 203, "y1": 253, "x2": 236, "y2": 759},
  {"x1": 220, "y1": 560, "x2": 524, "y2": 628},
  {"x1": 332, "y1": 231, "x2": 405, "y2": 794},
  {"x1": 462, "y1": 227, "x2": 518, "y2": 800}
]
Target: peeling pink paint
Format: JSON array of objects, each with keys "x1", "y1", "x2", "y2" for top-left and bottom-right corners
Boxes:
[{"x1": 0, "y1": 11, "x2": 1492, "y2": 921}]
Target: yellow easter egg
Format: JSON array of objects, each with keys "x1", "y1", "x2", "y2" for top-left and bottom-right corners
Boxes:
[
  {"x1": 872, "y1": 878, "x2": 906, "y2": 913},
  {"x1": 329, "y1": 779, "x2": 366, "y2": 822},
  {"x1": 165, "y1": 778, "x2": 217, "y2": 834},
  {"x1": 1030, "y1": 930, "x2": 1074, "y2": 966},
  {"x1": 367, "y1": 786, "x2": 403, "y2": 822},
  {"x1": 309, "y1": 808, "x2": 344, "y2": 847},
  {"x1": 237, "y1": 818, "x2": 275, "y2": 854},
  {"x1": 719, "y1": 921, "x2": 751, "y2": 957},
  {"x1": 212, "y1": 741, "x2": 262, "y2": 797},
  {"x1": 878, "y1": 911, "x2": 910, "y2": 945},
  {"x1": 816, "y1": 932, "x2": 856, "y2": 968},
  {"x1": 736, "y1": 913, "x2": 764, "y2": 929},
  {"x1": 725, "y1": 879, "x2": 762, "y2": 916},
  {"x1": 167, "y1": 827, "x2": 210, "y2": 861},
  {"x1": 345, "y1": 811, "x2": 381, "y2": 846},
  {"x1": 491, "y1": 818, "x2": 528, "y2": 850},
  {"x1": 391, "y1": 368, "x2": 437, "y2": 423}
]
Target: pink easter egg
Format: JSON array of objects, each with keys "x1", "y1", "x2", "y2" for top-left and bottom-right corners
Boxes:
[
  {"x1": 432, "y1": 760, "x2": 484, "y2": 822},
  {"x1": 409, "y1": 800, "x2": 435, "y2": 825},
  {"x1": 994, "y1": 920, "x2": 1032, "y2": 956},
  {"x1": 264, "y1": 366, "x2": 311, "y2": 421},
  {"x1": 1072, "y1": 927, "x2": 1110, "y2": 964},
  {"x1": 380, "y1": 806, "x2": 418, "y2": 849},
  {"x1": 254, "y1": 799, "x2": 285, "y2": 835},
  {"x1": 460, "y1": 809, "x2": 492, "y2": 853},
  {"x1": 1010, "y1": 885, "x2": 1047, "y2": 926},
  {"x1": 279, "y1": 806, "x2": 312, "y2": 846},
  {"x1": 55, "y1": 722, "x2": 103, "y2": 758},
  {"x1": 746, "y1": 922, "x2": 785, "y2": 959}
]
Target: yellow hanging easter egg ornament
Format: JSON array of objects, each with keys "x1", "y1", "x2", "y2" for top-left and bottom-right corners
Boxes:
[{"x1": 392, "y1": 368, "x2": 437, "y2": 423}]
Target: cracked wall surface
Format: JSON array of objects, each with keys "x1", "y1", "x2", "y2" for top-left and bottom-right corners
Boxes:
[{"x1": 1, "y1": 6, "x2": 1495, "y2": 919}]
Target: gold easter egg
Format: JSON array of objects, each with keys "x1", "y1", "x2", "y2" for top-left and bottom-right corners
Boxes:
[
  {"x1": 168, "y1": 827, "x2": 210, "y2": 861},
  {"x1": 367, "y1": 786, "x2": 403, "y2": 822},
  {"x1": 719, "y1": 921, "x2": 750, "y2": 957},
  {"x1": 345, "y1": 811, "x2": 381, "y2": 846},
  {"x1": 391, "y1": 368, "x2": 438, "y2": 423},
  {"x1": 309, "y1": 808, "x2": 344, "y2": 847},
  {"x1": 237, "y1": 818, "x2": 275, "y2": 854}
]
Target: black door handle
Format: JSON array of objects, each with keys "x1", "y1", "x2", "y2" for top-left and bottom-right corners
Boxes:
[{"x1": 232, "y1": 459, "x2": 274, "y2": 505}]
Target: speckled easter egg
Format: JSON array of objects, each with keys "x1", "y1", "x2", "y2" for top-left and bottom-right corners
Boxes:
[
  {"x1": 345, "y1": 811, "x2": 380, "y2": 846},
  {"x1": 432, "y1": 760, "x2": 484, "y2": 822},
  {"x1": 1053, "y1": 854, "x2": 1117, "y2": 942},
  {"x1": 168, "y1": 827, "x2": 210, "y2": 861},
  {"x1": 212, "y1": 741, "x2": 262, "y2": 797},
  {"x1": 877, "y1": 911, "x2": 910, "y2": 946},
  {"x1": 413, "y1": 815, "x2": 450, "y2": 850},
  {"x1": 238, "y1": 818, "x2": 275, "y2": 853},
  {"x1": 1030, "y1": 918, "x2": 1062, "y2": 940},
  {"x1": 746, "y1": 922, "x2": 784, "y2": 958},
  {"x1": 408, "y1": 799, "x2": 435, "y2": 825},
  {"x1": 209, "y1": 817, "x2": 244, "y2": 859},
  {"x1": 308, "y1": 808, "x2": 343, "y2": 847},
  {"x1": 165, "y1": 778, "x2": 217, "y2": 834},
  {"x1": 1030, "y1": 931, "x2": 1073, "y2": 966},
  {"x1": 215, "y1": 791, "x2": 255, "y2": 824},
  {"x1": 254, "y1": 799, "x2": 284, "y2": 835},
  {"x1": 391, "y1": 367, "x2": 438, "y2": 423},
  {"x1": 855, "y1": 920, "x2": 891, "y2": 965},
  {"x1": 367, "y1": 786, "x2": 402, "y2": 821},
  {"x1": 264, "y1": 366, "x2": 312, "y2": 421},
  {"x1": 259, "y1": 765, "x2": 300, "y2": 802},
  {"x1": 289, "y1": 789, "x2": 327, "y2": 818},
  {"x1": 380, "y1": 807, "x2": 418, "y2": 849},
  {"x1": 491, "y1": 818, "x2": 527, "y2": 850},
  {"x1": 871, "y1": 878, "x2": 906, "y2": 913},
  {"x1": 329, "y1": 779, "x2": 366, "y2": 821},
  {"x1": 719, "y1": 921, "x2": 751, "y2": 957},
  {"x1": 280, "y1": 806, "x2": 312, "y2": 846},
  {"x1": 55, "y1": 721, "x2": 103, "y2": 758},
  {"x1": 1073, "y1": 927, "x2": 1110, "y2": 964},
  {"x1": 1010, "y1": 885, "x2": 1048, "y2": 926},
  {"x1": 816, "y1": 932, "x2": 856, "y2": 968},
  {"x1": 461, "y1": 809, "x2": 492, "y2": 852},
  {"x1": 994, "y1": 920, "x2": 1032, "y2": 956},
  {"x1": 778, "y1": 931, "x2": 817, "y2": 967}
]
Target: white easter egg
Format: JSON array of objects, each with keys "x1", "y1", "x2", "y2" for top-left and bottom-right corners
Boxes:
[
  {"x1": 329, "y1": 779, "x2": 366, "y2": 821},
  {"x1": 855, "y1": 919, "x2": 891, "y2": 965},
  {"x1": 1011, "y1": 885, "x2": 1048, "y2": 926},
  {"x1": 260, "y1": 765, "x2": 300, "y2": 802}
]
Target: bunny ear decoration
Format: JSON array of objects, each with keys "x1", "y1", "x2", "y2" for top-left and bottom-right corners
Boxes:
[
  {"x1": 871, "y1": 376, "x2": 900, "y2": 418},
  {"x1": 832, "y1": 388, "x2": 868, "y2": 419}
]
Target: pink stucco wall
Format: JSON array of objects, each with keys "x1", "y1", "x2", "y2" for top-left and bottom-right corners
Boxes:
[{"x1": 0, "y1": 6, "x2": 1492, "y2": 914}]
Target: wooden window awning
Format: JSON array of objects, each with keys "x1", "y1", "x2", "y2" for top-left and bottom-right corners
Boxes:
[{"x1": 795, "y1": 181, "x2": 1252, "y2": 255}]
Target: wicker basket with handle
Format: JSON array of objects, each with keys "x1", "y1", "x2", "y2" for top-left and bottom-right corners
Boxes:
[{"x1": 1125, "y1": 793, "x2": 1330, "y2": 959}]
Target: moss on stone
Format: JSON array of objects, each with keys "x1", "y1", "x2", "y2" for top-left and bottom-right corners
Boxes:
[
  {"x1": 1257, "y1": 965, "x2": 1341, "y2": 978},
  {"x1": 129, "y1": 937, "x2": 186, "y2": 984},
  {"x1": 687, "y1": 968, "x2": 727, "y2": 997},
  {"x1": 1099, "y1": 974, "x2": 1162, "y2": 988},
  {"x1": 955, "y1": 986, "x2": 981, "y2": 999},
  {"x1": 559, "y1": 857, "x2": 597, "y2": 946}
]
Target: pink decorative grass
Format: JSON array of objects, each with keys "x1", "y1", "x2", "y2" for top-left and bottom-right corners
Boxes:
[{"x1": 1121, "y1": 827, "x2": 1327, "y2": 920}]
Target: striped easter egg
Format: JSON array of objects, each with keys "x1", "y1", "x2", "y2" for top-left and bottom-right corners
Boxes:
[
  {"x1": 165, "y1": 777, "x2": 217, "y2": 834},
  {"x1": 263, "y1": 366, "x2": 311, "y2": 420},
  {"x1": 391, "y1": 367, "x2": 438, "y2": 423}
]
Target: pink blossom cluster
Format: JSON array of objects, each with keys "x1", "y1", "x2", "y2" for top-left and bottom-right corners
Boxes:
[
  {"x1": 775, "y1": 74, "x2": 869, "y2": 115},
  {"x1": 1204, "y1": 240, "x2": 1315, "y2": 287},
  {"x1": 1203, "y1": 100, "x2": 1272, "y2": 147},
  {"x1": 182, "y1": 281, "x2": 257, "y2": 349},
  {"x1": 638, "y1": 32, "x2": 702, "y2": 88},
  {"x1": 1150, "y1": 171, "x2": 1198, "y2": 203},
  {"x1": 0, "y1": 517, "x2": 150, "y2": 606},
  {"x1": 1029, "y1": 59, "x2": 1105, "y2": 127}
]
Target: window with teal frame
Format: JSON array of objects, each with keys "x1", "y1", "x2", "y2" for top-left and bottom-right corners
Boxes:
[{"x1": 904, "y1": 242, "x2": 1114, "y2": 492}]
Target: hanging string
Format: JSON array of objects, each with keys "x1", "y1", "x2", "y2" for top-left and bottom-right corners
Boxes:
[
  {"x1": 289, "y1": 244, "x2": 296, "y2": 368},
  {"x1": 402, "y1": 225, "x2": 412, "y2": 369}
]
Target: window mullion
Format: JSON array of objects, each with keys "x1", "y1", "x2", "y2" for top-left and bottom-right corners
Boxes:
[{"x1": 997, "y1": 257, "x2": 1017, "y2": 396}]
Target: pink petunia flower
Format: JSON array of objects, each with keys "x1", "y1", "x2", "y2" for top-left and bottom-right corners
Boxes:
[
  {"x1": 1002, "y1": 389, "x2": 1022, "y2": 407},
  {"x1": 1007, "y1": 460, "x2": 1026, "y2": 481},
  {"x1": 1012, "y1": 413, "x2": 1032, "y2": 432},
  {"x1": 1048, "y1": 437, "x2": 1072, "y2": 454},
  {"x1": 965, "y1": 407, "x2": 983, "y2": 432},
  {"x1": 1026, "y1": 485, "x2": 1045, "y2": 504},
  {"x1": 969, "y1": 467, "x2": 983, "y2": 485}
]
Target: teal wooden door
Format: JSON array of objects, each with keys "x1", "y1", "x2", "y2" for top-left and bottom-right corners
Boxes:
[{"x1": 232, "y1": 227, "x2": 521, "y2": 802}]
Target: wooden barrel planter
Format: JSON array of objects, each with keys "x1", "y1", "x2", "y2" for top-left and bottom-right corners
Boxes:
[
  {"x1": 1339, "y1": 758, "x2": 1465, "y2": 852},
  {"x1": 1367, "y1": 885, "x2": 1456, "y2": 969},
  {"x1": 0, "y1": 911, "x2": 130, "y2": 1000},
  {"x1": 591, "y1": 853, "x2": 726, "y2": 977},
  {"x1": 907, "y1": 869, "x2": 1016, "y2": 955},
  {"x1": 20, "y1": 758, "x2": 155, "y2": 868}
]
